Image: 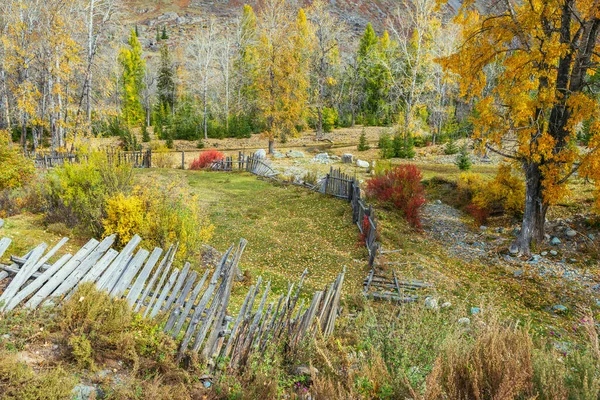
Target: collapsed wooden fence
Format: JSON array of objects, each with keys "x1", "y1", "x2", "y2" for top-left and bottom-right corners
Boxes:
[
  {"x1": 210, "y1": 152, "x2": 278, "y2": 178},
  {"x1": 0, "y1": 234, "x2": 344, "y2": 370},
  {"x1": 105, "y1": 149, "x2": 152, "y2": 168},
  {"x1": 28, "y1": 151, "x2": 81, "y2": 168}
]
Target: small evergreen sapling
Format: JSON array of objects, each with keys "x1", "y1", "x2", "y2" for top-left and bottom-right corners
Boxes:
[
  {"x1": 456, "y1": 144, "x2": 472, "y2": 170},
  {"x1": 141, "y1": 124, "x2": 150, "y2": 142},
  {"x1": 444, "y1": 139, "x2": 459, "y2": 155},
  {"x1": 358, "y1": 129, "x2": 370, "y2": 151}
]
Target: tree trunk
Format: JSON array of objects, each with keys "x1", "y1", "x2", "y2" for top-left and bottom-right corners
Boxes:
[
  {"x1": 512, "y1": 162, "x2": 547, "y2": 256},
  {"x1": 268, "y1": 139, "x2": 274, "y2": 154},
  {"x1": 316, "y1": 105, "x2": 323, "y2": 140}
]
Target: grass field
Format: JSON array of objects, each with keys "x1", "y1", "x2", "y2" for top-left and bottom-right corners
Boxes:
[{"x1": 137, "y1": 169, "x2": 367, "y2": 306}]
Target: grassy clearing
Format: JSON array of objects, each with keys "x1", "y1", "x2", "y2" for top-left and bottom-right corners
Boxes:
[{"x1": 136, "y1": 169, "x2": 366, "y2": 307}]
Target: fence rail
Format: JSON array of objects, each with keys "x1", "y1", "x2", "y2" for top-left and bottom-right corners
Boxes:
[
  {"x1": 0, "y1": 234, "x2": 344, "y2": 371},
  {"x1": 105, "y1": 149, "x2": 152, "y2": 168},
  {"x1": 27, "y1": 151, "x2": 80, "y2": 168}
]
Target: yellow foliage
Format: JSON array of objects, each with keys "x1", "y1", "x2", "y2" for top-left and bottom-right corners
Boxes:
[
  {"x1": 103, "y1": 192, "x2": 145, "y2": 247},
  {"x1": 102, "y1": 184, "x2": 214, "y2": 259},
  {"x1": 458, "y1": 165, "x2": 525, "y2": 217}
]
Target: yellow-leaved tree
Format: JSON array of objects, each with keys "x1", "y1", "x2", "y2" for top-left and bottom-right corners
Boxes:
[
  {"x1": 442, "y1": 0, "x2": 600, "y2": 255},
  {"x1": 254, "y1": 0, "x2": 310, "y2": 153}
]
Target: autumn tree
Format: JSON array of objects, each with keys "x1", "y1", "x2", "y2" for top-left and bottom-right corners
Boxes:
[
  {"x1": 443, "y1": 0, "x2": 600, "y2": 255},
  {"x1": 254, "y1": 0, "x2": 309, "y2": 153},
  {"x1": 119, "y1": 29, "x2": 146, "y2": 126}
]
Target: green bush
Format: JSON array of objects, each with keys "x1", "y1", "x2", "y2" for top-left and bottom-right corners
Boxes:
[
  {"x1": 378, "y1": 133, "x2": 395, "y2": 159},
  {"x1": 393, "y1": 134, "x2": 415, "y2": 159},
  {"x1": 322, "y1": 107, "x2": 338, "y2": 133},
  {"x1": 44, "y1": 152, "x2": 133, "y2": 236}
]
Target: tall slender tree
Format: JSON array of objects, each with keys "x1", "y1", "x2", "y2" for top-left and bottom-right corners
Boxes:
[{"x1": 119, "y1": 29, "x2": 146, "y2": 126}]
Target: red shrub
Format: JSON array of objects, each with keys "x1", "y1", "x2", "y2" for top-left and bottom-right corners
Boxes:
[
  {"x1": 189, "y1": 150, "x2": 225, "y2": 170},
  {"x1": 357, "y1": 215, "x2": 370, "y2": 247},
  {"x1": 466, "y1": 204, "x2": 490, "y2": 225},
  {"x1": 365, "y1": 164, "x2": 426, "y2": 229}
]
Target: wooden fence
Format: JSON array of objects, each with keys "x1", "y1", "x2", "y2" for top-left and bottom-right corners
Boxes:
[
  {"x1": 105, "y1": 149, "x2": 152, "y2": 168},
  {"x1": 211, "y1": 152, "x2": 277, "y2": 178},
  {"x1": 317, "y1": 167, "x2": 380, "y2": 267},
  {"x1": 28, "y1": 151, "x2": 80, "y2": 168},
  {"x1": 0, "y1": 234, "x2": 344, "y2": 370}
]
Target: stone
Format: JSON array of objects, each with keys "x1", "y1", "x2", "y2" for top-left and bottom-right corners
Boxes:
[
  {"x1": 509, "y1": 244, "x2": 519, "y2": 255},
  {"x1": 356, "y1": 159, "x2": 370, "y2": 168},
  {"x1": 72, "y1": 384, "x2": 98, "y2": 400},
  {"x1": 479, "y1": 225, "x2": 487, "y2": 231},
  {"x1": 342, "y1": 154, "x2": 353, "y2": 163},
  {"x1": 312, "y1": 153, "x2": 331, "y2": 164},
  {"x1": 565, "y1": 229, "x2": 577, "y2": 238},
  {"x1": 588, "y1": 233, "x2": 595, "y2": 241},
  {"x1": 541, "y1": 251, "x2": 548, "y2": 256},
  {"x1": 441, "y1": 302, "x2": 452, "y2": 309},
  {"x1": 552, "y1": 304, "x2": 568, "y2": 313},
  {"x1": 293, "y1": 365, "x2": 318, "y2": 376},
  {"x1": 435, "y1": 199, "x2": 442, "y2": 205},
  {"x1": 273, "y1": 151, "x2": 285, "y2": 159},
  {"x1": 551, "y1": 237, "x2": 561, "y2": 245},
  {"x1": 550, "y1": 250, "x2": 558, "y2": 256},
  {"x1": 425, "y1": 297, "x2": 439, "y2": 310},
  {"x1": 175, "y1": 16, "x2": 186, "y2": 24},
  {"x1": 458, "y1": 317, "x2": 471, "y2": 326},
  {"x1": 470, "y1": 307, "x2": 481, "y2": 315},
  {"x1": 254, "y1": 149, "x2": 267, "y2": 159},
  {"x1": 287, "y1": 150, "x2": 305, "y2": 158}
]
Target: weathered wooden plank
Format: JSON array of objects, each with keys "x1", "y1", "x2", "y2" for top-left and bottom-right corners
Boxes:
[
  {"x1": 126, "y1": 247, "x2": 162, "y2": 306},
  {"x1": 25, "y1": 239, "x2": 99, "y2": 309},
  {"x1": 135, "y1": 245, "x2": 173, "y2": 313},
  {"x1": 164, "y1": 270, "x2": 198, "y2": 333},
  {"x1": 199, "y1": 239, "x2": 247, "y2": 357},
  {"x1": 3, "y1": 253, "x2": 72, "y2": 311},
  {"x1": 96, "y1": 234, "x2": 141, "y2": 291},
  {"x1": 0, "y1": 238, "x2": 11, "y2": 260},
  {"x1": 51, "y1": 235, "x2": 116, "y2": 299},
  {"x1": 221, "y1": 284, "x2": 255, "y2": 359},
  {"x1": 0, "y1": 243, "x2": 47, "y2": 311},
  {"x1": 150, "y1": 268, "x2": 179, "y2": 318},
  {"x1": 110, "y1": 248, "x2": 150, "y2": 298},
  {"x1": 171, "y1": 269, "x2": 210, "y2": 338},
  {"x1": 79, "y1": 249, "x2": 119, "y2": 285},
  {"x1": 179, "y1": 246, "x2": 234, "y2": 356},
  {"x1": 162, "y1": 262, "x2": 190, "y2": 312},
  {"x1": 143, "y1": 263, "x2": 173, "y2": 318}
]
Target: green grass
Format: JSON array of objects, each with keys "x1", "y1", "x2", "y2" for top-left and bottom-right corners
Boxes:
[{"x1": 137, "y1": 169, "x2": 366, "y2": 307}]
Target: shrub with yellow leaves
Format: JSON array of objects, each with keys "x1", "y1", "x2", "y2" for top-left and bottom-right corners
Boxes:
[
  {"x1": 103, "y1": 184, "x2": 214, "y2": 260},
  {"x1": 103, "y1": 193, "x2": 145, "y2": 247},
  {"x1": 0, "y1": 130, "x2": 35, "y2": 191},
  {"x1": 458, "y1": 165, "x2": 525, "y2": 223}
]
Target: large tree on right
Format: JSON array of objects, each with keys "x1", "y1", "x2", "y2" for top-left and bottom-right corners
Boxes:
[{"x1": 443, "y1": 0, "x2": 600, "y2": 255}]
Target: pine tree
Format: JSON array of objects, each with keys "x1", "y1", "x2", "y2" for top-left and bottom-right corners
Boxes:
[
  {"x1": 444, "y1": 139, "x2": 459, "y2": 155},
  {"x1": 135, "y1": 25, "x2": 139, "y2": 37},
  {"x1": 161, "y1": 26, "x2": 168, "y2": 40},
  {"x1": 357, "y1": 129, "x2": 370, "y2": 151},
  {"x1": 141, "y1": 124, "x2": 150, "y2": 142},
  {"x1": 456, "y1": 144, "x2": 471, "y2": 171},
  {"x1": 119, "y1": 29, "x2": 146, "y2": 126},
  {"x1": 157, "y1": 44, "x2": 175, "y2": 110}
]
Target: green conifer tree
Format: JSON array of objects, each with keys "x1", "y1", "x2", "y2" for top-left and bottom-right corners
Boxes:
[{"x1": 119, "y1": 29, "x2": 146, "y2": 126}]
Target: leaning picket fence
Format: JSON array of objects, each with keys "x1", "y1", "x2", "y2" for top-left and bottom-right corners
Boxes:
[
  {"x1": 0, "y1": 234, "x2": 344, "y2": 371},
  {"x1": 318, "y1": 167, "x2": 380, "y2": 267}
]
